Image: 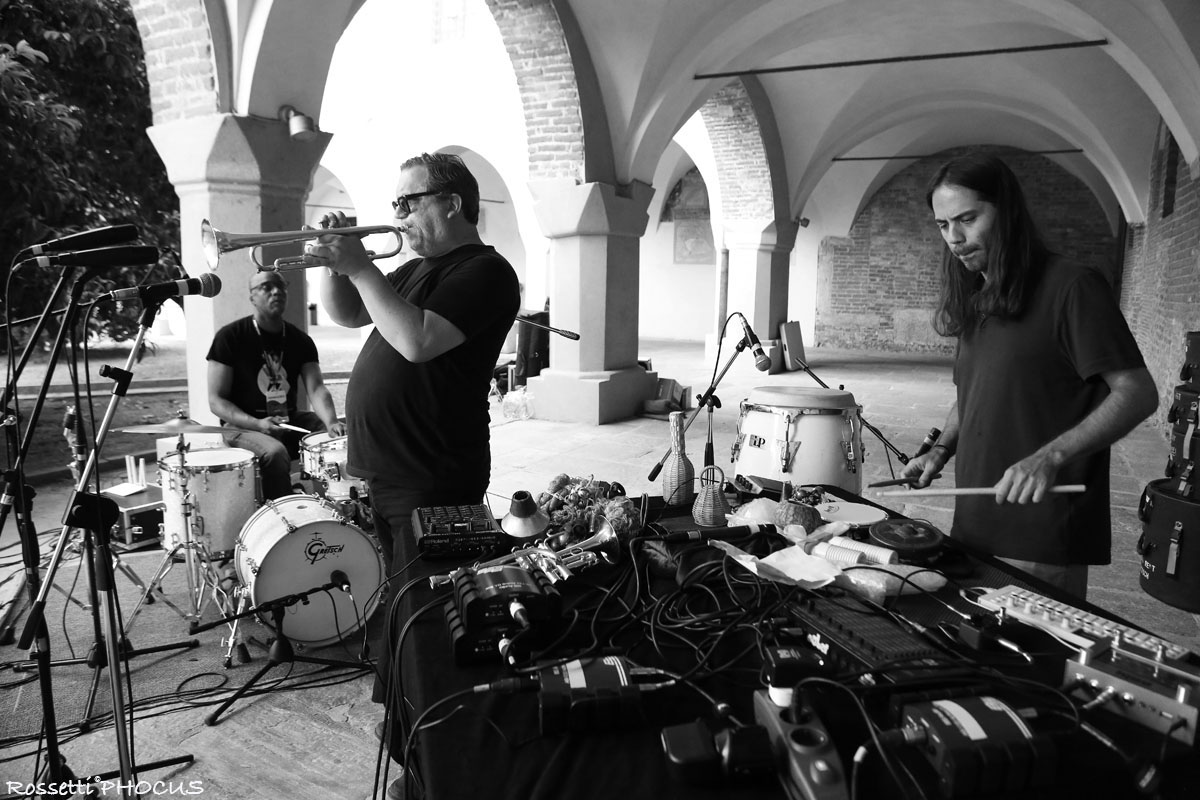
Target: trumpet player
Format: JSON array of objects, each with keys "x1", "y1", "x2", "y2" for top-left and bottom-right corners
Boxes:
[{"x1": 312, "y1": 153, "x2": 520, "y2": 581}]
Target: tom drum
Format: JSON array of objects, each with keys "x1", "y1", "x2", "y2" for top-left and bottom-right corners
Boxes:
[
  {"x1": 731, "y1": 387, "x2": 864, "y2": 494},
  {"x1": 301, "y1": 431, "x2": 368, "y2": 502},
  {"x1": 159, "y1": 447, "x2": 260, "y2": 556}
]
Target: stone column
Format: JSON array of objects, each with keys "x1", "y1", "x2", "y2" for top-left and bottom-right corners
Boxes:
[
  {"x1": 710, "y1": 219, "x2": 798, "y2": 374},
  {"x1": 147, "y1": 114, "x2": 332, "y2": 423},
  {"x1": 524, "y1": 180, "x2": 659, "y2": 423}
]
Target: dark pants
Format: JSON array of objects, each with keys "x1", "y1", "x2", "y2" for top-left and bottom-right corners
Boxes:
[
  {"x1": 222, "y1": 410, "x2": 325, "y2": 499},
  {"x1": 368, "y1": 476, "x2": 485, "y2": 719}
]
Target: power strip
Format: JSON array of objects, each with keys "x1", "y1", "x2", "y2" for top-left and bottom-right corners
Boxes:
[{"x1": 970, "y1": 585, "x2": 1191, "y2": 661}]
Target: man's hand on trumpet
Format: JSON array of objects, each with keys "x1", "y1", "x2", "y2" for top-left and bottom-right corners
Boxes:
[{"x1": 305, "y1": 211, "x2": 373, "y2": 278}]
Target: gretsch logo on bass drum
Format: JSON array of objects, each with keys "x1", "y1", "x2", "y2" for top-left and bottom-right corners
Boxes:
[{"x1": 305, "y1": 537, "x2": 345, "y2": 565}]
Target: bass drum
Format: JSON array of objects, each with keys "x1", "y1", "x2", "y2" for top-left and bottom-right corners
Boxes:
[
  {"x1": 235, "y1": 495, "x2": 384, "y2": 647},
  {"x1": 1137, "y1": 479, "x2": 1200, "y2": 612},
  {"x1": 731, "y1": 387, "x2": 864, "y2": 493}
]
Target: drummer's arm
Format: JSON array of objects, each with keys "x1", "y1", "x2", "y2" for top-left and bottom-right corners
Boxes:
[
  {"x1": 300, "y1": 362, "x2": 345, "y2": 436},
  {"x1": 207, "y1": 360, "x2": 278, "y2": 435}
]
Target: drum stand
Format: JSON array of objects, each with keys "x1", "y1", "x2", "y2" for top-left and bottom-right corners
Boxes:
[
  {"x1": 13, "y1": 297, "x2": 193, "y2": 795},
  {"x1": 193, "y1": 584, "x2": 372, "y2": 726},
  {"x1": 123, "y1": 435, "x2": 235, "y2": 635}
]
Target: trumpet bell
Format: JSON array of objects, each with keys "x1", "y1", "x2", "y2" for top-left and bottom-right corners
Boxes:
[{"x1": 200, "y1": 219, "x2": 226, "y2": 270}]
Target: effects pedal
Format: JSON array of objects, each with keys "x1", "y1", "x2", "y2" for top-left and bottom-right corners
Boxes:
[
  {"x1": 413, "y1": 503, "x2": 504, "y2": 558},
  {"x1": 752, "y1": 689, "x2": 849, "y2": 800}
]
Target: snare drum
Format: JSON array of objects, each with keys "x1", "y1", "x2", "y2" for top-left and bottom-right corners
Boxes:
[
  {"x1": 300, "y1": 431, "x2": 368, "y2": 501},
  {"x1": 235, "y1": 495, "x2": 383, "y2": 647},
  {"x1": 731, "y1": 387, "x2": 864, "y2": 493},
  {"x1": 159, "y1": 447, "x2": 260, "y2": 556}
]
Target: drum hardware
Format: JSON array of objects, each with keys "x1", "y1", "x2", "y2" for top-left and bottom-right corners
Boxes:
[
  {"x1": 122, "y1": 442, "x2": 259, "y2": 634},
  {"x1": 11, "y1": 295, "x2": 196, "y2": 791},
  {"x1": 194, "y1": 580, "x2": 374, "y2": 727}
]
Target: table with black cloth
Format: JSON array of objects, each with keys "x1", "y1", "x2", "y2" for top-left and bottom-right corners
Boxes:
[{"x1": 372, "y1": 486, "x2": 1199, "y2": 800}]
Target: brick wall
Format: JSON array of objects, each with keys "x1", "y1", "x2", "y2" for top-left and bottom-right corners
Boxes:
[
  {"x1": 485, "y1": 0, "x2": 585, "y2": 181},
  {"x1": 130, "y1": 0, "x2": 218, "y2": 123},
  {"x1": 699, "y1": 81, "x2": 773, "y2": 221},
  {"x1": 815, "y1": 147, "x2": 1117, "y2": 352},
  {"x1": 1123, "y1": 123, "x2": 1200, "y2": 421}
]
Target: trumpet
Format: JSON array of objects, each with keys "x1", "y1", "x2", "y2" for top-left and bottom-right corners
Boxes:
[
  {"x1": 201, "y1": 219, "x2": 403, "y2": 272},
  {"x1": 428, "y1": 516, "x2": 622, "y2": 589}
]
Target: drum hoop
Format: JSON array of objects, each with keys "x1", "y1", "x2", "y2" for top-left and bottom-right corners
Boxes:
[
  {"x1": 741, "y1": 402, "x2": 848, "y2": 417},
  {"x1": 158, "y1": 452, "x2": 256, "y2": 473}
]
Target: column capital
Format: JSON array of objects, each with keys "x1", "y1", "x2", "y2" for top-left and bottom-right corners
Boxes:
[
  {"x1": 148, "y1": 113, "x2": 332, "y2": 196},
  {"x1": 528, "y1": 179, "x2": 653, "y2": 239}
]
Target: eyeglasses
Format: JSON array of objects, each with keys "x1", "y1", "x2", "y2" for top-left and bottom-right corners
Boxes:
[{"x1": 391, "y1": 190, "x2": 440, "y2": 215}]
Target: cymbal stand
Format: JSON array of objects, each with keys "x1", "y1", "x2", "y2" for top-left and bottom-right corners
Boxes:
[
  {"x1": 647, "y1": 337, "x2": 749, "y2": 481},
  {"x1": 16, "y1": 297, "x2": 193, "y2": 795},
  {"x1": 193, "y1": 583, "x2": 372, "y2": 725},
  {"x1": 122, "y1": 436, "x2": 232, "y2": 635}
]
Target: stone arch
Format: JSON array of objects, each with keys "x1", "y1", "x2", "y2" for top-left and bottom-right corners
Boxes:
[
  {"x1": 698, "y1": 76, "x2": 788, "y2": 227},
  {"x1": 483, "y1": 0, "x2": 613, "y2": 185}
]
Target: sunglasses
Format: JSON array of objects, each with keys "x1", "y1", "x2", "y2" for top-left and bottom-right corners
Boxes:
[{"x1": 391, "y1": 190, "x2": 440, "y2": 215}]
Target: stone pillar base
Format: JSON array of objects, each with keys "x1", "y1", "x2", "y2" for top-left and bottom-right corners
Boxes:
[{"x1": 526, "y1": 366, "x2": 659, "y2": 424}]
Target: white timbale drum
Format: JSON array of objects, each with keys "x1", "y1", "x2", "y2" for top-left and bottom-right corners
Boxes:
[
  {"x1": 731, "y1": 387, "x2": 864, "y2": 493},
  {"x1": 235, "y1": 495, "x2": 383, "y2": 647},
  {"x1": 159, "y1": 447, "x2": 260, "y2": 556},
  {"x1": 300, "y1": 432, "x2": 368, "y2": 502}
]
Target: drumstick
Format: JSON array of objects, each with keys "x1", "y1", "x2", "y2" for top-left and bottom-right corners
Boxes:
[
  {"x1": 277, "y1": 423, "x2": 311, "y2": 434},
  {"x1": 874, "y1": 484, "x2": 1086, "y2": 497}
]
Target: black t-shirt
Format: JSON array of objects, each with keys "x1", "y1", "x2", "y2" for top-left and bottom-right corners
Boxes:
[
  {"x1": 952, "y1": 260, "x2": 1146, "y2": 565},
  {"x1": 345, "y1": 244, "x2": 520, "y2": 490},
  {"x1": 206, "y1": 317, "x2": 319, "y2": 419}
]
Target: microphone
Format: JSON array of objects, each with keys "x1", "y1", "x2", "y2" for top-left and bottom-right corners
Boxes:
[
  {"x1": 108, "y1": 273, "x2": 221, "y2": 303},
  {"x1": 31, "y1": 245, "x2": 159, "y2": 269},
  {"x1": 738, "y1": 314, "x2": 771, "y2": 372},
  {"x1": 330, "y1": 570, "x2": 351, "y2": 593},
  {"x1": 913, "y1": 427, "x2": 942, "y2": 459},
  {"x1": 21, "y1": 224, "x2": 139, "y2": 256},
  {"x1": 657, "y1": 522, "x2": 777, "y2": 543}
]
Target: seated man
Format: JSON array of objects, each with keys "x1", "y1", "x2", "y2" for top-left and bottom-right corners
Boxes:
[{"x1": 207, "y1": 270, "x2": 345, "y2": 499}]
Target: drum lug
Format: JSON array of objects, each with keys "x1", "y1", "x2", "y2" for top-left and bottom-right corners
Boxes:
[
  {"x1": 731, "y1": 433, "x2": 744, "y2": 463},
  {"x1": 1167, "y1": 521, "x2": 1183, "y2": 576},
  {"x1": 1138, "y1": 487, "x2": 1154, "y2": 522}
]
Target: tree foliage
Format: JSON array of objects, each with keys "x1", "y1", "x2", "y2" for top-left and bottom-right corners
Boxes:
[{"x1": 0, "y1": 0, "x2": 180, "y2": 349}]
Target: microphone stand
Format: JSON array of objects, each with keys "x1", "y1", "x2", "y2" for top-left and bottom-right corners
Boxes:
[
  {"x1": 14, "y1": 296, "x2": 193, "y2": 796},
  {"x1": 787, "y1": 353, "x2": 912, "y2": 465},
  {"x1": 647, "y1": 337, "x2": 750, "y2": 481},
  {"x1": 515, "y1": 315, "x2": 580, "y2": 341},
  {"x1": 195, "y1": 584, "x2": 372, "y2": 726}
]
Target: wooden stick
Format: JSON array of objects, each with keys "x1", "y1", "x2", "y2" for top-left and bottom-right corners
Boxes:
[{"x1": 874, "y1": 484, "x2": 1086, "y2": 497}]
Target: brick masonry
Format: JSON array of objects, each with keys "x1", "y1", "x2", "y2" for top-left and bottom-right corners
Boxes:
[
  {"x1": 699, "y1": 80, "x2": 775, "y2": 222},
  {"x1": 815, "y1": 146, "x2": 1117, "y2": 354},
  {"x1": 485, "y1": 0, "x2": 586, "y2": 182},
  {"x1": 130, "y1": 0, "x2": 218, "y2": 122}
]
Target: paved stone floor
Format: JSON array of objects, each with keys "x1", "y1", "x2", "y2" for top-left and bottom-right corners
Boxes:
[{"x1": 2, "y1": 333, "x2": 1198, "y2": 799}]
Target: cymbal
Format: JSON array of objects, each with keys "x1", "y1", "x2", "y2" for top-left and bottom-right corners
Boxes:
[{"x1": 120, "y1": 416, "x2": 227, "y2": 435}]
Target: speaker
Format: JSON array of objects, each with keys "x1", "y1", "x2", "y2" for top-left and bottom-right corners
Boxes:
[{"x1": 779, "y1": 321, "x2": 806, "y2": 371}]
